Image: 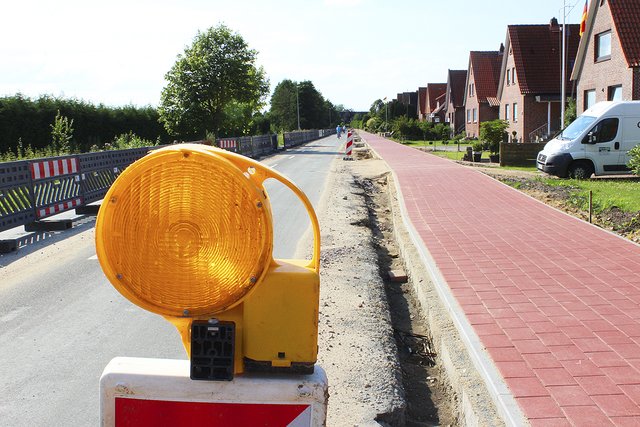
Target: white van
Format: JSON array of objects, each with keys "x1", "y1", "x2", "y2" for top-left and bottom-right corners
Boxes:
[{"x1": 537, "y1": 101, "x2": 640, "y2": 178}]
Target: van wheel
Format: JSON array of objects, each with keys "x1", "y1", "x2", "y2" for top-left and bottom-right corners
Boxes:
[{"x1": 568, "y1": 161, "x2": 594, "y2": 179}]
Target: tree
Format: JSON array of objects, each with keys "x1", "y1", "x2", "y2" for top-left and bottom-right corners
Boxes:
[
  {"x1": 269, "y1": 79, "x2": 335, "y2": 131},
  {"x1": 158, "y1": 24, "x2": 269, "y2": 139}
]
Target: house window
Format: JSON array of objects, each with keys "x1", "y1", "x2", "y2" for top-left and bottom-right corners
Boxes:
[
  {"x1": 512, "y1": 68, "x2": 516, "y2": 84},
  {"x1": 513, "y1": 103, "x2": 518, "y2": 122},
  {"x1": 584, "y1": 89, "x2": 596, "y2": 109},
  {"x1": 467, "y1": 109, "x2": 471, "y2": 123},
  {"x1": 608, "y1": 85, "x2": 622, "y2": 101},
  {"x1": 595, "y1": 31, "x2": 612, "y2": 62},
  {"x1": 507, "y1": 69, "x2": 511, "y2": 85},
  {"x1": 473, "y1": 108, "x2": 477, "y2": 123},
  {"x1": 505, "y1": 104, "x2": 510, "y2": 121}
]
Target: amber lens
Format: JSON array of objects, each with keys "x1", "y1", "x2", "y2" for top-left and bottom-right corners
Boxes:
[{"x1": 95, "y1": 144, "x2": 273, "y2": 317}]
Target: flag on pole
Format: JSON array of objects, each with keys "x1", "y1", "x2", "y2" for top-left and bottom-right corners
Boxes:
[{"x1": 580, "y1": 0, "x2": 588, "y2": 36}]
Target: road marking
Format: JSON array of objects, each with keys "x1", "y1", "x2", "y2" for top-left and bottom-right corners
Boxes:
[
  {"x1": 88, "y1": 254, "x2": 98, "y2": 260},
  {"x1": 287, "y1": 155, "x2": 295, "y2": 159},
  {"x1": 271, "y1": 163, "x2": 278, "y2": 168},
  {"x1": 1, "y1": 306, "x2": 30, "y2": 322}
]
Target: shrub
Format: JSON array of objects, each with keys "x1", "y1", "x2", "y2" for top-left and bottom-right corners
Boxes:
[
  {"x1": 480, "y1": 119, "x2": 509, "y2": 154},
  {"x1": 629, "y1": 145, "x2": 640, "y2": 176}
]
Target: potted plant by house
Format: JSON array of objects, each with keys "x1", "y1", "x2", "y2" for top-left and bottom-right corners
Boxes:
[{"x1": 471, "y1": 140, "x2": 483, "y2": 162}]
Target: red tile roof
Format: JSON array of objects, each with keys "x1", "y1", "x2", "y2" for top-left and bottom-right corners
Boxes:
[
  {"x1": 609, "y1": 0, "x2": 640, "y2": 67},
  {"x1": 427, "y1": 83, "x2": 447, "y2": 112},
  {"x1": 469, "y1": 51, "x2": 503, "y2": 103},
  {"x1": 447, "y1": 70, "x2": 467, "y2": 107},
  {"x1": 508, "y1": 23, "x2": 580, "y2": 94}
]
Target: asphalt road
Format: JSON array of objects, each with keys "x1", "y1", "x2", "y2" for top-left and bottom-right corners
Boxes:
[{"x1": 0, "y1": 135, "x2": 343, "y2": 426}]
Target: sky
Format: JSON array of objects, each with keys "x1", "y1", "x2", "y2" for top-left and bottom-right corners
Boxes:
[{"x1": 1, "y1": 0, "x2": 586, "y2": 112}]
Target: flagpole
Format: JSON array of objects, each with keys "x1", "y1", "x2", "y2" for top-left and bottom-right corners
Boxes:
[{"x1": 561, "y1": 0, "x2": 567, "y2": 129}]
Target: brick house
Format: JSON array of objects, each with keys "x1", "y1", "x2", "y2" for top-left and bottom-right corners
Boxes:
[
  {"x1": 444, "y1": 70, "x2": 468, "y2": 136},
  {"x1": 431, "y1": 92, "x2": 447, "y2": 123},
  {"x1": 464, "y1": 49, "x2": 504, "y2": 138},
  {"x1": 425, "y1": 83, "x2": 447, "y2": 123},
  {"x1": 571, "y1": 0, "x2": 640, "y2": 113},
  {"x1": 497, "y1": 19, "x2": 580, "y2": 142}
]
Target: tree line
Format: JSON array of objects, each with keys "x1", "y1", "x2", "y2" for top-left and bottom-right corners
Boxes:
[
  {"x1": 0, "y1": 94, "x2": 167, "y2": 157},
  {"x1": 1, "y1": 24, "x2": 343, "y2": 159}
]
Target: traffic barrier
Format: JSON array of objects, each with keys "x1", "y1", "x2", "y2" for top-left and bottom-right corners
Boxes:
[
  {"x1": 218, "y1": 139, "x2": 237, "y2": 152},
  {"x1": 0, "y1": 147, "x2": 155, "y2": 237},
  {"x1": 101, "y1": 358, "x2": 328, "y2": 426},
  {"x1": 344, "y1": 131, "x2": 353, "y2": 160},
  {"x1": 283, "y1": 129, "x2": 335, "y2": 149}
]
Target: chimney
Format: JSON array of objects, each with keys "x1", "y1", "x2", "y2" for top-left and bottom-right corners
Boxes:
[
  {"x1": 550, "y1": 17, "x2": 561, "y2": 33},
  {"x1": 499, "y1": 43, "x2": 505, "y2": 54},
  {"x1": 550, "y1": 17, "x2": 559, "y2": 27}
]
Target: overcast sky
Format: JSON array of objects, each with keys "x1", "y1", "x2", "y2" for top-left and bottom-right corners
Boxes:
[{"x1": 1, "y1": 0, "x2": 585, "y2": 112}]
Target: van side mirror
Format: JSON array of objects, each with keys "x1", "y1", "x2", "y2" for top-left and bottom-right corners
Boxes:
[{"x1": 583, "y1": 132, "x2": 597, "y2": 144}]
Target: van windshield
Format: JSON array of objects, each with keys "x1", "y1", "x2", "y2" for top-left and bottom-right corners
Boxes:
[{"x1": 557, "y1": 115, "x2": 597, "y2": 140}]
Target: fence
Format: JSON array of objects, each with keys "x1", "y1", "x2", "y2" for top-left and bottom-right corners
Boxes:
[
  {"x1": 499, "y1": 142, "x2": 547, "y2": 166},
  {"x1": 0, "y1": 147, "x2": 154, "y2": 234},
  {"x1": 214, "y1": 134, "x2": 278, "y2": 158},
  {"x1": 1, "y1": 129, "x2": 332, "y2": 236},
  {"x1": 283, "y1": 129, "x2": 335, "y2": 148}
]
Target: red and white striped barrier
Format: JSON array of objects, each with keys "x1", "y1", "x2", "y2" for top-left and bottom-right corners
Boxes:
[
  {"x1": 30, "y1": 158, "x2": 79, "y2": 180},
  {"x1": 37, "y1": 198, "x2": 84, "y2": 219},
  {"x1": 344, "y1": 131, "x2": 353, "y2": 159},
  {"x1": 219, "y1": 139, "x2": 237, "y2": 150}
]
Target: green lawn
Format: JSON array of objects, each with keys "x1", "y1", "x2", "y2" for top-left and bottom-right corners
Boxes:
[
  {"x1": 543, "y1": 178, "x2": 640, "y2": 212},
  {"x1": 398, "y1": 139, "x2": 471, "y2": 149}
]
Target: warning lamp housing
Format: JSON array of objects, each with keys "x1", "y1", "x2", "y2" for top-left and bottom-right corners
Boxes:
[{"x1": 96, "y1": 144, "x2": 320, "y2": 377}]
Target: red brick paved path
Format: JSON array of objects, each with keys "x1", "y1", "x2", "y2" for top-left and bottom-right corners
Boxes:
[{"x1": 363, "y1": 132, "x2": 640, "y2": 426}]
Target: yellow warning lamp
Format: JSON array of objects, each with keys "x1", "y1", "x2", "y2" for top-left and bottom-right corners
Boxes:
[{"x1": 95, "y1": 144, "x2": 320, "y2": 380}]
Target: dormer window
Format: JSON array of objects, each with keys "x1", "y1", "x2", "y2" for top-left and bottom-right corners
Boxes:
[{"x1": 595, "y1": 31, "x2": 612, "y2": 62}]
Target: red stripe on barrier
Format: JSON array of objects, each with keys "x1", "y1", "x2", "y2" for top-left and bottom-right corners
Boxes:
[
  {"x1": 30, "y1": 158, "x2": 80, "y2": 180},
  {"x1": 36, "y1": 198, "x2": 83, "y2": 219},
  {"x1": 114, "y1": 398, "x2": 309, "y2": 426}
]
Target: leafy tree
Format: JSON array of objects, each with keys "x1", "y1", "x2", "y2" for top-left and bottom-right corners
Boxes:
[
  {"x1": 480, "y1": 119, "x2": 509, "y2": 154},
  {"x1": 269, "y1": 79, "x2": 337, "y2": 131},
  {"x1": 159, "y1": 24, "x2": 269, "y2": 139},
  {"x1": 269, "y1": 79, "x2": 298, "y2": 131}
]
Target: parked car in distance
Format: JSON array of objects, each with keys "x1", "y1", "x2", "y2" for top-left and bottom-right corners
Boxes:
[{"x1": 537, "y1": 101, "x2": 640, "y2": 178}]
